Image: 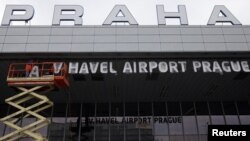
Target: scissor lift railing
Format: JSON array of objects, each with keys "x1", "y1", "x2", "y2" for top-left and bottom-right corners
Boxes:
[{"x1": 0, "y1": 62, "x2": 69, "y2": 141}]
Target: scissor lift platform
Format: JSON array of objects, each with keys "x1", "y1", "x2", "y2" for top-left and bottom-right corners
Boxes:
[{"x1": 0, "y1": 62, "x2": 69, "y2": 141}]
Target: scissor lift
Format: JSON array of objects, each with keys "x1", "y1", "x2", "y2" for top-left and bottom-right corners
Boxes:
[{"x1": 0, "y1": 62, "x2": 69, "y2": 141}]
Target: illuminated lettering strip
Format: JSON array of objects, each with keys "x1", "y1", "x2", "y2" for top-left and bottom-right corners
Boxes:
[
  {"x1": 1, "y1": 5, "x2": 242, "y2": 26},
  {"x1": 23, "y1": 60, "x2": 250, "y2": 77},
  {"x1": 67, "y1": 61, "x2": 250, "y2": 74}
]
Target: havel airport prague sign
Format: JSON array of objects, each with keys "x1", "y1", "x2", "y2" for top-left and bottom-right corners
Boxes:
[
  {"x1": 0, "y1": 5, "x2": 243, "y2": 26},
  {"x1": 27, "y1": 60, "x2": 250, "y2": 77}
]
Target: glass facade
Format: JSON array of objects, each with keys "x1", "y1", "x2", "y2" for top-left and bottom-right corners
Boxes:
[{"x1": 1, "y1": 101, "x2": 250, "y2": 141}]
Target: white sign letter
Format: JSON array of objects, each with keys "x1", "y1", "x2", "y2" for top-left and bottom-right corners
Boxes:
[
  {"x1": 2, "y1": 5, "x2": 34, "y2": 26},
  {"x1": 208, "y1": 5, "x2": 241, "y2": 25},
  {"x1": 53, "y1": 5, "x2": 84, "y2": 26},
  {"x1": 157, "y1": 5, "x2": 188, "y2": 25},
  {"x1": 103, "y1": 5, "x2": 138, "y2": 25}
]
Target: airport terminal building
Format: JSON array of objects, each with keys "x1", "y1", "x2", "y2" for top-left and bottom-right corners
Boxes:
[{"x1": 0, "y1": 3, "x2": 250, "y2": 141}]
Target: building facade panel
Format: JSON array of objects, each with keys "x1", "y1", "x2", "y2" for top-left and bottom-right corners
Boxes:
[
  {"x1": 4, "y1": 36, "x2": 28, "y2": 44},
  {"x1": 180, "y1": 27, "x2": 202, "y2": 35},
  {"x1": 6, "y1": 27, "x2": 29, "y2": 35},
  {"x1": 25, "y1": 44, "x2": 49, "y2": 52},
  {"x1": 28, "y1": 27, "x2": 51, "y2": 35},
  {"x1": 2, "y1": 44, "x2": 26, "y2": 52},
  {"x1": 201, "y1": 27, "x2": 223, "y2": 35},
  {"x1": 0, "y1": 26, "x2": 249, "y2": 53},
  {"x1": 27, "y1": 36, "x2": 50, "y2": 43},
  {"x1": 0, "y1": 26, "x2": 249, "y2": 52},
  {"x1": 0, "y1": 25, "x2": 250, "y2": 141},
  {"x1": 71, "y1": 44, "x2": 94, "y2": 52}
]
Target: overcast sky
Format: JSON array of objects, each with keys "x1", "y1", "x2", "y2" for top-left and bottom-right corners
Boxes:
[{"x1": 0, "y1": 0, "x2": 249, "y2": 25}]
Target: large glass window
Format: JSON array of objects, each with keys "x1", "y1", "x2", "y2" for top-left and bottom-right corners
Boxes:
[
  {"x1": 154, "y1": 136, "x2": 169, "y2": 141},
  {"x1": 0, "y1": 104, "x2": 8, "y2": 136},
  {"x1": 237, "y1": 101, "x2": 250, "y2": 115},
  {"x1": 197, "y1": 116, "x2": 210, "y2": 134},
  {"x1": 0, "y1": 122, "x2": 3, "y2": 136},
  {"x1": 96, "y1": 103, "x2": 109, "y2": 117},
  {"x1": 139, "y1": 102, "x2": 152, "y2": 116},
  {"x1": 209, "y1": 102, "x2": 225, "y2": 125},
  {"x1": 169, "y1": 136, "x2": 184, "y2": 141},
  {"x1": 49, "y1": 104, "x2": 67, "y2": 141},
  {"x1": 96, "y1": 103, "x2": 109, "y2": 141},
  {"x1": 182, "y1": 102, "x2": 195, "y2": 116},
  {"x1": 153, "y1": 102, "x2": 169, "y2": 138},
  {"x1": 211, "y1": 116, "x2": 225, "y2": 125},
  {"x1": 125, "y1": 103, "x2": 138, "y2": 116},
  {"x1": 110, "y1": 103, "x2": 124, "y2": 141},
  {"x1": 167, "y1": 102, "x2": 183, "y2": 135},
  {"x1": 167, "y1": 102, "x2": 181, "y2": 116},
  {"x1": 185, "y1": 135, "x2": 199, "y2": 141},
  {"x1": 154, "y1": 102, "x2": 166, "y2": 116},
  {"x1": 183, "y1": 116, "x2": 198, "y2": 135},
  {"x1": 125, "y1": 103, "x2": 139, "y2": 141},
  {"x1": 195, "y1": 102, "x2": 210, "y2": 135},
  {"x1": 195, "y1": 102, "x2": 209, "y2": 115},
  {"x1": 199, "y1": 135, "x2": 207, "y2": 141},
  {"x1": 209, "y1": 102, "x2": 223, "y2": 115},
  {"x1": 182, "y1": 103, "x2": 197, "y2": 135},
  {"x1": 154, "y1": 120, "x2": 169, "y2": 136},
  {"x1": 2, "y1": 100, "x2": 250, "y2": 141},
  {"x1": 223, "y1": 102, "x2": 240, "y2": 125},
  {"x1": 240, "y1": 116, "x2": 250, "y2": 125},
  {"x1": 49, "y1": 117, "x2": 66, "y2": 141},
  {"x1": 81, "y1": 103, "x2": 95, "y2": 141},
  {"x1": 139, "y1": 103, "x2": 153, "y2": 141},
  {"x1": 111, "y1": 103, "x2": 123, "y2": 116},
  {"x1": 225, "y1": 116, "x2": 240, "y2": 125},
  {"x1": 223, "y1": 102, "x2": 237, "y2": 115}
]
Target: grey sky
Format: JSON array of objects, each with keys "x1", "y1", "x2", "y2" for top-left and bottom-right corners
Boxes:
[{"x1": 0, "y1": 0, "x2": 249, "y2": 25}]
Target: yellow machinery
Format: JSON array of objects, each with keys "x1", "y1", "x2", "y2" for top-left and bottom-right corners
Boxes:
[{"x1": 0, "y1": 62, "x2": 69, "y2": 141}]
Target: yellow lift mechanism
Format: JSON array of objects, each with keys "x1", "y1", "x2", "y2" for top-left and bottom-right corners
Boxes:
[{"x1": 0, "y1": 62, "x2": 69, "y2": 141}]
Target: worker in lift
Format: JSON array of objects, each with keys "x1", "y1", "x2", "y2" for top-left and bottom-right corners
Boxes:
[{"x1": 25, "y1": 61, "x2": 33, "y2": 77}]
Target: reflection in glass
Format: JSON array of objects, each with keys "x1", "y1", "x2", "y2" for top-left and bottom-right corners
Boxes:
[
  {"x1": 197, "y1": 116, "x2": 210, "y2": 134},
  {"x1": 139, "y1": 102, "x2": 152, "y2": 116},
  {"x1": 154, "y1": 136, "x2": 169, "y2": 141},
  {"x1": 169, "y1": 122, "x2": 183, "y2": 135},
  {"x1": 110, "y1": 117, "x2": 124, "y2": 141},
  {"x1": 209, "y1": 102, "x2": 223, "y2": 115},
  {"x1": 96, "y1": 124, "x2": 109, "y2": 141},
  {"x1": 140, "y1": 116, "x2": 154, "y2": 141},
  {"x1": 183, "y1": 116, "x2": 198, "y2": 135},
  {"x1": 154, "y1": 102, "x2": 166, "y2": 116},
  {"x1": 223, "y1": 102, "x2": 237, "y2": 115},
  {"x1": 211, "y1": 116, "x2": 225, "y2": 125},
  {"x1": 225, "y1": 116, "x2": 239, "y2": 125},
  {"x1": 199, "y1": 135, "x2": 207, "y2": 141},
  {"x1": 96, "y1": 103, "x2": 109, "y2": 117},
  {"x1": 182, "y1": 102, "x2": 194, "y2": 115},
  {"x1": 240, "y1": 116, "x2": 250, "y2": 125},
  {"x1": 169, "y1": 136, "x2": 184, "y2": 141},
  {"x1": 125, "y1": 103, "x2": 138, "y2": 116},
  {"x1": 126, "y1": 116, "x2": 139, "y2": 141},
  {"x1": 167, "y1": 102, "x2": 181, "y2": 116},
  {"x1": 195, "y1": 102, "x2": 209, "y2": 115},
  {"x1": 185, "y1": 135, "x2": 199, "y2": 141},
  {"x1": 237, "y1": 102, "x2": 250, "y2": 115},
  {"x1": 0, "y1": 122, "x2": 3, "y2": 136},
  {"x1": 154, "y1": 117, "x2": 168, "y2": 136},
  {"x1": 19, "y1": 118, "x2": 36, "y2": 141},
  {"x1": 49, "y1": 118, "x2": 66, "y2": 141}
]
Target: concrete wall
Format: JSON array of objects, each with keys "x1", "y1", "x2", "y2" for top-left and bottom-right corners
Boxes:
[{"x1": 0, "y1": 26, "x2": 250, "y2": 53}]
